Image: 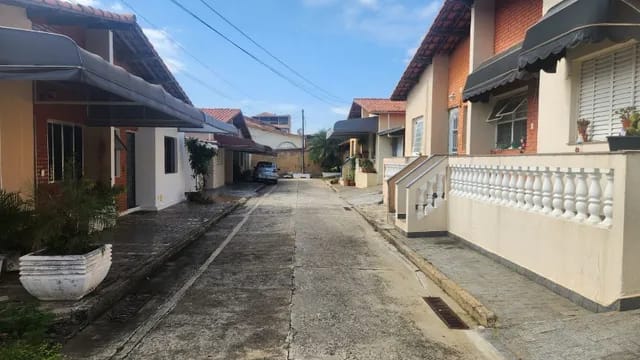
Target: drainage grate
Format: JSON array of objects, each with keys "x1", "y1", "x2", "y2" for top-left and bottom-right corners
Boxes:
[
  {"x1": 343, "y1": 207, "x2": 352, "y2": 211},
  {"x1": 423, "y1": 297, "x2": 469, "y2": 330}
]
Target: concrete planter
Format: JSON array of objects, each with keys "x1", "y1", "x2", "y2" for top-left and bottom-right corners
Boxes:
[
  {"x1": 19, "y1": 244, "x2": 112, "y2": 301},
  {"x1": 355, "y1": 171, "x2": 378, "y2": 188}
]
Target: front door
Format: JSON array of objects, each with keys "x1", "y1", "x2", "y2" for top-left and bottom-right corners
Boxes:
[{"x1": 126, "y1": 132, "x2": 136, "y2": 209}]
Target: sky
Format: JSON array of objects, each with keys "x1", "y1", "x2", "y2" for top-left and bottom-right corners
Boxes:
[{"x1": 70, "y1": 0, "x2": 442, "y2": 133}]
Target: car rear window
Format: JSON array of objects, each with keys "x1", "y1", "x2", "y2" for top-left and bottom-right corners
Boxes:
[{"x1": 257, "y1": 162, "x2": 275, "y2": 168}]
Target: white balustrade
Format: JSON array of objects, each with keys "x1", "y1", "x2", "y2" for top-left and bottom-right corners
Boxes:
[
  {"x1": 413, "y1": 169, "x2": 447, "y2": 221},
  {"x1": 541, "y1": 167, "x2": 553, "y2": 214},
  {"x1": 448, "y1": 164, "x2": 614, "y2": 228}
]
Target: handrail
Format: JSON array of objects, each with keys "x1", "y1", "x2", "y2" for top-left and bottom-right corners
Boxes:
[{"x1": 406, "y1": 156, "x2": 448, "y2": 188}]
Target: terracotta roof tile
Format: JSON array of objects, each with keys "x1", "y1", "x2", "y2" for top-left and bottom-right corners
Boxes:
[
  {"x1": 348, "y1": 98, "x2": 405, "y2": 118},
  {"x1": 201, "y1": 108, "x2": 242, "y2": 123}
]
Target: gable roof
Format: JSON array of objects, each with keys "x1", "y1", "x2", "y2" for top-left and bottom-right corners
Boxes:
[
  {"x1": 201, "y1": 108, "x2": 251, "y2": 139},
  {"x1": 202, "y1": 108, "x2": 242, "y2": 123},
  {"x1": 391, "y1": 0, "x2": 472, "y2": 101},
  {"x1": 3, "y1": 0, "x2": 191, "y2": 104},
  {"x1": 348, "y1": 98, "x2": 406, "y2": 118}
]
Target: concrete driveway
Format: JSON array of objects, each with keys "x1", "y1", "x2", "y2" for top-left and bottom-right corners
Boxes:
[{"x1": 65, "y1": 179, "x2": 499, "y2": 360}]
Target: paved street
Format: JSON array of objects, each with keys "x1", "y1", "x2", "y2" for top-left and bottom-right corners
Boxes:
[{"x1": 64, "y1": 179, "x2": 498, "y2": 360}]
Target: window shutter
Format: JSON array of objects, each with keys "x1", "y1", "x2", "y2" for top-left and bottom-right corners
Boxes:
[{"x1": 578, "y1": 45, "x2": 636, "y2": 140}]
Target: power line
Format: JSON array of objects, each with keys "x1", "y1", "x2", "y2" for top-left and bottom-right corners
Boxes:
[
  {"x1": 198, "y1": 0, "x2": 345, "y2": 103},
  {"x1": 168, "y1": 0, "x2": 342, "y2": 107},
  {"x1": 120, "y1": 0, "x2": 250, "y2": 100}
]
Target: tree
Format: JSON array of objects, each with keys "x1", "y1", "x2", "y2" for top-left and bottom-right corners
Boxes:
[
  {"x1": 308, "y1": 130, "x2": 342, "y2": 171},
  {"x1": 185, "y1": 138, "x2": 217, "y2": 191}
]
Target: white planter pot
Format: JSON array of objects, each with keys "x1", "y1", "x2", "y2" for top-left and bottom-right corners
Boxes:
[{"x1": 19, "y1": 244, "x2": 112, "y2": 301}]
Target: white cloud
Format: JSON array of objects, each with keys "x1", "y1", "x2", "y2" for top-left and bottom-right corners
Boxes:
[
  {"x1": 330, "y1": 106, "x2": 350, "y2": 116},
  {"x1": 142, "y1": 28, "x2": 185, "y2": 73},
  {"x1": 303, "y1": 0, "x2": 443, "y2": 44},
  {"x1": 109, "y1": 2, "x2": 125, "y2": 12}
]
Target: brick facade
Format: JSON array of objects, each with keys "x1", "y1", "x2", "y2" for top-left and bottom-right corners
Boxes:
[
  {"x1": 448, "y1": 36, "x2": 470, "y2": 155},
  {"x1": 493, "y1": 0, "x2": 542, "y2": 54},
  {"x1": 525, "y1": 80, "x2": 539, "y2": 153}
]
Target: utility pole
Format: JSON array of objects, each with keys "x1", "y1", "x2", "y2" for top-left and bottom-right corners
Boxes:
[{"x1": 301, "y1": 109, "x2": 305, "y2": 174}]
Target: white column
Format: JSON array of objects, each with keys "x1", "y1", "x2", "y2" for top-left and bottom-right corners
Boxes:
[
  {"x1": 524, "y1": 168, "x2": 534, "y2": 210},
  {"x1": 574, "y1": 169, "x2": 588, "y2": 222},
  {"x1": 508, "y1": 167, "x2": 518, "y2": 207},
  {"x1": 532, "y1": 168, "x2": 543, "y2": 212},
  {"x1": 587, "y1": 169, "x2": 602, "y2": 225},
  {"x1": 501, "y1": 167, "x2": 511, "y2": 205},
  {"x1": 562, "y1": 171, "x2": 576, "y2": 219},
  {"x1": 541, "y1": 167, "x2": 553, "y2": 214},
  {"x1": 436, "y1": 173, "x2": 445, "y2": 207},
  {"x1": 492, "y1": 167, "x2": 503, "y2": 204},
  {"x1": 481, "y1": 166, "x2": 490, "y2": 201},
  {"x1": 551, "y1": 168, "x2": 564, "y2": 217},
  {"x1": 601, "y1": 169, "x2": 614, "y2": 227},
  {"x1": 516, "y1": 167, "x2": 526, "y2": 208}
]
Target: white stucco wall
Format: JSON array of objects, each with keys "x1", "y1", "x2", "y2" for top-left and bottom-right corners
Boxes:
[{"x1": 136, "y1": 128, "x2": 187, "y2": 211}]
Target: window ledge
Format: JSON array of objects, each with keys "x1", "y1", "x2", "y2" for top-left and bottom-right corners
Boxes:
[{"x1": 566, "y1": 140, "x2": 608, "y2": 146}]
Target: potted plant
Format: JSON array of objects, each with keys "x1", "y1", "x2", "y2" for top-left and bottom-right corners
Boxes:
[
  {"x1": 0, "y1": 190, "x2": 39, "y2": 276},
  {"x1": 19, "y1": 173, "x2": 121, "y2": 301},
  {"x1": 576, "y1": 118, "x2": 590, "y2": 143},
  {"x1": 358, "y1": 159, "x2": 377, "y2": 174},
  {"x1": 608, "y1": 107, "x2": 640, "y2": 151},
  {"x1": 184, "y1": 138, "x2": 217, "y2": 203}
]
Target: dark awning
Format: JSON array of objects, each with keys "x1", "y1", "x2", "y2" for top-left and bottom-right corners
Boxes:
[
  {"x1": 377, "y1": 127, "x2": 405, "y2": 136},
  {"x1": 519, "y1": 0, "x2": 640, "y2": 73},
  {"x1": 327, "y1": 117, "x2": 379, "y2": 139},
  {"x1": 0, "y1": 26, "x2": 204, "y2": 128},
  {"x1": 463, "y1": 45, "x2": 532, "y2": 102},
  {"x1": 213, "y1": 134, "x2": 275, "y2": 155}
]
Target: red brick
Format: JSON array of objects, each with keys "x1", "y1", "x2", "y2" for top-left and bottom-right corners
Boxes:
[
  {"x1": 447, "y1": 36, "x2": 470, "y2": 155},
  {"x1": 494, "y1": 0, "x2": 542, "y2": 54}
]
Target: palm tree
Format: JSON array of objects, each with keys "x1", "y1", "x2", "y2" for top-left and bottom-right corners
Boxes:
[{"x1": 308, "y1": 130, "x2": 342, "y2": 171}]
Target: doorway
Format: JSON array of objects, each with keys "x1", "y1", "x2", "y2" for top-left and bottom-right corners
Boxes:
[{"x1": 126, "y1": 132, "x2": 136, "y2": 209}]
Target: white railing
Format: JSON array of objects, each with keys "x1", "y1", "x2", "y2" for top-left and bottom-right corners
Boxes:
[
  {"x1": 384, "y1": 163, "x2": 407, "y2": 180},
  {"x1": 414, "y1": 169, "x2": 447, "y2": 221},
  {"x1": 449, "y1": 164, "x2": 614, "y2": 228}
]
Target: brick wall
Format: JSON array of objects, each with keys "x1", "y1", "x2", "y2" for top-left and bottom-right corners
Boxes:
[
  {"x1": 113, "y1": 128, "x2": 137, "y2": 212},
  {"x1": 448, "y1": 36, "x2": 470, "y2": 155},
  {"x1": 525, "y1": 80, "x2": 539, "y2": 153},
  {"x1": 494, "y1": 0, "x2": 542, "y2": 54}
]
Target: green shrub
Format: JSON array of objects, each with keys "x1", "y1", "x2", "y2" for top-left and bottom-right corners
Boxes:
[
  {"x1": 185, "y1": 138, "x2": 217, "y2": 191},
  {"x1": 0, "y1": 190, "x2": 38, "y2": 254},
  {"x1": 0, "y1": 342, "x2": 61, "y2": 360}
]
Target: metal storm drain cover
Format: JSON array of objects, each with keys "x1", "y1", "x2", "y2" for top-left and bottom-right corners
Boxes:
[{"x1": 423, "y1": 297, "x2": 469, "y2": 330}]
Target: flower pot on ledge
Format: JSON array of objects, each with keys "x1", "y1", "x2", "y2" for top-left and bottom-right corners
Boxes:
[{"x1": 607, "y1": 136, "x2": 640, "y2": 151}]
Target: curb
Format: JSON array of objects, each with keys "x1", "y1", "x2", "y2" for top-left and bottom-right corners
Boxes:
[
  {"x1": 60, "y1": 198, "x2": 248, "y2": 337},
  {"x1": 333, "y1": 187, "x2": 497, "y2": 328}
]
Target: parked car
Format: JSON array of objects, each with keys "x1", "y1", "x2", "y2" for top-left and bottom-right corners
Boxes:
[{"x1": 254, "y1": 161, "x2": 279, "y2": 184}]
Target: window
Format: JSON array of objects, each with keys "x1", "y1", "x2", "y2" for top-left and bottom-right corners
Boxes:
[
  {"x1": 448, "y1": 108, "x2": 459, "y2": 154},
  {"x1": 578, "y1": 44, "x2": 639, "y2": 140},
  {"x1": 114, "y1": 131, "x2": 126, "y2": 178},
  {"x1": 47, "y1": 122, "x2": 83, "y2": 182},
  {"x1": 164, "y1": 136, "x2": 177, "y2": 174},
  {"x1": 488, "y1": 93, "x2": 528, "y2": 149},
  {"x1": 412, "y1": 117, "x2": 424, "y2": 155}
]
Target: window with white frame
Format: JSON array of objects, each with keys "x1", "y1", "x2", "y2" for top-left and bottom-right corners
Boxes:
[
  {"x1": 488, "y1": 94, "x2": 528, "y2": 149},
  {"x1": 47, "y1": 122, "x2": 83, "y2": 182},
  {"x1": 412, "y1": 116, "x2": 424, "y2": 155},
  {"x1": 577, "y1": 43, "x2": 640, "y2": 140},
  {"x1": 448, "y1": 108, "x2": 459, "y2": 154}
]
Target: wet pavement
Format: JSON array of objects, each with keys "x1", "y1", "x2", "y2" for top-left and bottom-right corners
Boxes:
[{"x1": 64, "y1": 180, "x2": 498, "y2": 360}]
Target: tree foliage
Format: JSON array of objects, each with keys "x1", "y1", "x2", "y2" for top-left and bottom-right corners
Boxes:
[
  {"x1": 308, "y1": 130, "x2": 342, "y2": 171},
  {"x1": 185, "y1": 138, "x2": 217, "y2": 191}
]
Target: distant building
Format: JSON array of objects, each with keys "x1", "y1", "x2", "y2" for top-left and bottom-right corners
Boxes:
[{"x1": 253, "y1": 112, "x2": 291, "y2": 133}]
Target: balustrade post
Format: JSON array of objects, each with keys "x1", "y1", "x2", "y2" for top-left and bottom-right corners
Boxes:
[
  {"x1": 479, "y1": 166, "x2": 489, "y2": 201},
  {"x1": 516, "y1": 167, "x2": 526, "y2": 208},
  {"x1": 532, "y1": 168, "x2": 543, "y2": 212},
  {"x1": 562, "y1": 171, "x2": 576, "y2": 219},
  {"x1": 488, "y1": 167, "x2": 496, "y2": 201},
  {"x1": 587, "y1": 169, "x2": 602, "y2": 224},
  {"x1": 551, "y1": 168, "x2": 564, "y2": 217},
  {"x1": 574, "y1": 169, "x2": 588, "y2": 222},
  {"x1": 493, "y1": 168, "x2": 503, "y2": 204},
  {"x1": 601, "y1": 170, "x2": 614, "y2": 227},
  {"x1": 436, "y1": 173, "x2": 445, "y2": 207},
  {"x1": 508, "y1": 167, "x2": 518, "y2": 207},
  {"x1": 501, "y1": 167, "x2": 511, "y2": 205},
  {"x1": 452, "y1": 166, "x2": 460, "y2": 195},
  {"x1": 462, "y1": 165, "x2": 470, "y2": 197},
  {"x1": 541, "y1": 167, "x2": 553, "y2": 214},
  {"x1": 472, "y1": 166, "x2": 482, "y2": 199},
  {"x1": 524, "y1": 167, "x2": 534, "y2": 210}
]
